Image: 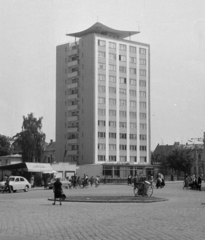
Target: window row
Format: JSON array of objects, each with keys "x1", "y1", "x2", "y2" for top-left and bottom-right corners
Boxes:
[
  {"x1": 98, "y1": 75, "x2": 146, "y2": 87},
  {"x1": 98, "y1": 100, "x2": 146, "y2": 108},
  {"x1": 98, "y1": 144, "x2": 138, "y2": 151},
  {"x1": 98, "y1": 40, "x2": 146, "y2": 55},
  {"x1": 98, "y1": 155, "x2": 146, "y2": 162},
  {"x1": 98, "y1": 132, "x2": 146, "y2": 139},
  {"x1": 98, "y1": 64, "x2": 139, "y2": 74}
]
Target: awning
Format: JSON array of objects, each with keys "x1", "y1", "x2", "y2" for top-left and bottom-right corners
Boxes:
[
  {"x1": 42, "y1": 170, "x2": 58, "y2": 174},
  {"x1": 25, "y1": 163, "x2": 53, "y2": 173},
  {"x1": 0, "y1": 162, "x2": 53, "y2": 173}
]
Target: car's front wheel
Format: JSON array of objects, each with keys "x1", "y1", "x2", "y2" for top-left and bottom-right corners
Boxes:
[{"x1": 24, "y1": 185, "x2": 29, "y2": 192}]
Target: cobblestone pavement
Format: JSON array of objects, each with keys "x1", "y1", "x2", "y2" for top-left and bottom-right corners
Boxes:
[{"x1": 0, "y1": 182, "x2": 205, "y2": 240}]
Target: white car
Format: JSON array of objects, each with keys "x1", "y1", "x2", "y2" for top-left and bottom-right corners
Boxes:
[{"x1": 0, "y1": 176, "x2": 31, "y2": 193}]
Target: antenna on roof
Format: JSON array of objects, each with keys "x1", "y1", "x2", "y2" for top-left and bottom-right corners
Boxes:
[{"x1": 137, "y1": 21, "x2": 141, "y2": 33}]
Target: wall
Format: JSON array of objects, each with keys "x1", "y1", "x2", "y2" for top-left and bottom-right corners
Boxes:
[{"x1": 76, "y1": 164, "x2": 102, "y2": 178}]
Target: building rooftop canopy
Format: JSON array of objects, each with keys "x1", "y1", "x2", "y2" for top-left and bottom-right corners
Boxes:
[{"x1": 66, "y1": 22, "x2": 140, "y2": 39}]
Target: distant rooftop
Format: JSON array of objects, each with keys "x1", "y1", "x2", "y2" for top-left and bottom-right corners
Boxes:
[{"x1": 66, "y1": 22, "x2": 140, "y2": 39}]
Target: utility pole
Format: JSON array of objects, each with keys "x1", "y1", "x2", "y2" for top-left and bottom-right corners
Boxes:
[{"x1": 203, "y1": 132, "x2": 205, "y2": 179}]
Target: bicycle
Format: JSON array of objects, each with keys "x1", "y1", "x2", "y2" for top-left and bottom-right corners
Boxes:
[{"x1": 133, "y1": 181, "x2": 153, "y2": 197}]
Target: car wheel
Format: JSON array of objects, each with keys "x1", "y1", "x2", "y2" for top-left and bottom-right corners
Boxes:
[{"x1": 24, "y1": 185, "x2": 29, "y2": 192}]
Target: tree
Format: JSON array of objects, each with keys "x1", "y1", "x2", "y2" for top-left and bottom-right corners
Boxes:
[
  {"x1": 13, "y1": 113, "x2": 46, "y2": 162},
  {"x1": 0, "y1": 135, "x2": 11, "y2": 156},
  {"x1": 166, "y1": 146, "x2": 194, "y2": 177}
]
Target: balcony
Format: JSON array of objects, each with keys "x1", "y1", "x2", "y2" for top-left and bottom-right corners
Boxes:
[
  {"x1": 67, "y1": 48, "x2": 79, "y2": 56},
  {"x1": 67, "y1": 150, "x2": 78, "y2": 155},
  {"x1": 67, "y1": 105, "x2": 78, "y2": 111},
  {"x1": 67, "y1": 127, "x2": 78, "y2": 133},
  {"x1": 67, "y1": 93, "x2": 78, "y2": 100},
  {"x1": 67, "y1": 139, "x2": 78, "y2": 144},
  {"x1": 67, "y1": 116, "x2": 78, "y2": 122},
  {"x1": 67, "y1": 71, "x2": 78, "y2": 78},
  {"x1": 67, "y1": 60, "x2": 78, "y2": 68},
  {"x1": 67, "y1": 83, "x2": 78, "y2": 89}
]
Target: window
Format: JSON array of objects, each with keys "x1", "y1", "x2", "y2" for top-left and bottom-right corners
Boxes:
[
  {"x1": 120, "y1": 110, "x2": 126, "y2": 117},
  {"x1": 120, "y1": 133, "x2": 127, "y2": 139},
  {"x1": 109, "y1": 132, "x2": 116, "y2": 138},
  {"x1": 98, "y1": 120, "x2": 106, "y2": 127},
  {"x1": 129, "y1": 57, "x2": 136, "y2": 63},
  {"x1": 98, "y1": 51, "x2": 105, "y2": 58},
  {"x1": 109, "y1": 110, "x2": 116, "y2": 116},
  {"x1": 98, "y1": 40, "x2": 106, "y2": 47},
  {"x1": 109, "y1": 98, "x2": 116, "y2": 105},
  {"x1": 109, "y1": 87, "x2": 116, "y2": 93},
  {"x1": 140, "y1": 102, "x2": 146, "y2": 108},
  {"x1": 109, "y1": 53, "x2": 116, "y2": 60},
  {"x1": 130, "y1": 46, "x2": 136, "y2": 53},
  {"x1": 109, "y1": 144, "x2": 116, "y2": 150},
  {"x1": 98, "y1": 85, "x2": 106, "y2": 92},
  {"x1": 140, "y1": 59, "x2": 146, "y2": 65},
  {"x1": 109, "y1": 121, "x2": 116, "y2": 128},
  {"x1": 98, "y1": 143, "x2": 106, "y2": 149},
  {"x1": 130, "y1": 90, "x2": 136, "y2": 96},
  {"x1": 130, "y1": 123, "x2": 136, "y2": 129},
  {"x1": 139, "y1": 80, "x2": 146, "y2": 87},
  {"x1": 140, "y1": 113, "x2": 146, "y2": 119},
  {"x1": 98, "y1": 108, "x2": 106, "y2": 116},
  {"x1": 119, "y1": 66, "x2": 126, "y2": 73},
  {"x1": 98, "y1": 63, "x2": 105, "y2": 70},
  {"x1": 98, "y1": 74, "x2": 106, "y2": 81},
  {"x1": 130, "y1": 79, "x2": 136, "y2": 86},
  {"x1": 119, "y1": 77, "x2": 126, "y2": 84},
  {"x1": 130, "y1": 156, "x2": 137, "y2": 162},
  {"x1": 20, "y1": 178, "x2": 25, "y2": 182},
  {"x1": 120, "y1": 44, "x2": 126, "y2": 51},
  {"x1": 130, "y1": 112, "x2": 136, "y2": 119},
  {"x1": 109, "y1": 76, "x2": 116, "y2": 83},
  {"x1": 120, "y1": 100, "x2": 126, "y2": 106},
  {"x1": 98, "y1": 155, "x2": 105, "y2": 161},
  {"x1": 130, "y1": 68, "x2": 136, "y2": 74},
  {"x1": 140, "y1": 156, "x2": 147, "y2": 163},
  {"x1": 140, "y1": 70, "x2": 146, "y2": 76},
  {"x1": 67, "y1": 133, "x2": 78, "y2": 139},
  {"x1": 109, "y1": 42, "x2": 116, "y2": 49},
  {"x1": 119, "y1": 55, "x2": 126, "y2": 61},
  {"x1": 119, "y1": 88, "x2": 126, "y2": 95},
  {"x1": 109, "y1": 64, "x2": 116, "y2": 71},
  {"x1": 140, "y1": 123, "x2": 146, "y2": 130},
  {"x1": 98, "y1": 97, "x2": 105, "y2": 104},
  {"x1": 109, "y1": 156, "x2": 116, "y2": 161},
  {"x1": 130, "y1": 134, "x2": 137, "y2": 139},
  {"x1": 140, "y1": 91, "x2": 146, "y2": 98},
  {"x1": 98, "y1": 132, "x2": 106, "y2": 138},
  {"x1": 130, "y1": 145, "x2": 137, "y2": 151},
  {"x1": 119, "y1": 145, "x2": 127, "y2": 150},
  {"x1": 130, "y1": 101, "x2": 136, "y2": 108},
  {"x1": 119, "y1": 156, "x2": 127, "y2": 162},
  {"x1": 140, "y1": 134, "x2": 146, "y2": 140},
  {"x1": 140, "y1": 146, "x2": 147, "y2": 151},
  {"x1": 119, "y1": 122, "x2": 127, "y2": 128}
]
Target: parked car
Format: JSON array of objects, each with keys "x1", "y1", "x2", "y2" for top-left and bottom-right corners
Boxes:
[
  {"x1": 48, "y1": 177, "x2": 71, "y2": 189},
  {"x1": 0, "y1": 176, "x2": 31, "y2": 193}
]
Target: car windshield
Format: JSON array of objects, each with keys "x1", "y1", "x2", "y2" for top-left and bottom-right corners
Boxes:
[{"x1": 9, "y1": 178, "x2": 15, "y2": 181}]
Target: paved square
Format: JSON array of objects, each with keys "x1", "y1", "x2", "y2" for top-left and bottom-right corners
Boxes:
[{"x1": 0, "y1": 182, "x2": 205, "y2": 240}]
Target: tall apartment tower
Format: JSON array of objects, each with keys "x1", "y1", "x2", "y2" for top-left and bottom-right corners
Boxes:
[{"x1": 56, "y1": 23, "x2": 151, "y2": 176}]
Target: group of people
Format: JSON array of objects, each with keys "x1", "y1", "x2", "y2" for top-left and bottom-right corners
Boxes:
[
  {"x1": 67, "y1": 174, "x2": 100, "y2": 188},
  {"x1": 155, "y1": 173, "x2": 165, "y2": 189},
  {"x1": 183, "y1": 174, "x2": 203, "y2": 191}
]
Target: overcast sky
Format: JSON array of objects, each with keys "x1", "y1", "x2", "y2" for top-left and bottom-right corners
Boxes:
[{"x1": 0, "y1": 0, "x2": 205, "y2": 150}]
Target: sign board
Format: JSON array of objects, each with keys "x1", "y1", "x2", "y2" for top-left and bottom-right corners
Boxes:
[{"x1": 25, "y1": 163, "x2": 53, "y2": 172}]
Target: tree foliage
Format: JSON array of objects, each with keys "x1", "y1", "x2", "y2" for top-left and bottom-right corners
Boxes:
[
  {"x1": 0, "y1": 135, "x2": 11, "y2": 156},
  {"x1": 165, "y1": 146, "x2": 194, "y2": 174},
  {"x1": 13, "y1": 113, "x2": 46, "y2": 162}
]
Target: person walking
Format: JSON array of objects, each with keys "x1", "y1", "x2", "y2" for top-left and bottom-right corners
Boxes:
[
  {"x1": 53, "y1": 178, "x2": 63, "y2": 205},
  {"x1": 197, "y1": 174, "x2": 202, "y2": 191},
  {"x1": 30, "y1": 175, "x2": 35, "y2": 188},
  {"x1": 3, "y1": 175, "x2": 11, "y2": 193}
]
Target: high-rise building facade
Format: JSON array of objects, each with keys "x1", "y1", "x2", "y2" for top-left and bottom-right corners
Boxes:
[{"x1": 56, "y1": 23, "x2": 151, "y2": 176}]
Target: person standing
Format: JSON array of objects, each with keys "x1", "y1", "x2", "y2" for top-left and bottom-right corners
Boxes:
[
  {"x1": 30, "y1": 175, "x2": 35, "y2": 188},
  {"x1": 53, "y1": 178, "x2": 63, "y2": 205},
  {"x1": 197, "y1": 174, "x2": 202, "y2": 191}
]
